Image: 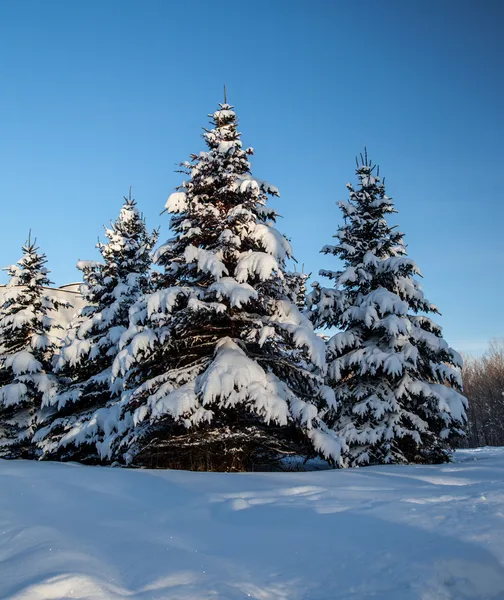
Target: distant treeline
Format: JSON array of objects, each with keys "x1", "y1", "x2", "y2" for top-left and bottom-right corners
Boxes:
[{"x1": 459, "y1": 340, "x2": 504, "y2": 448}]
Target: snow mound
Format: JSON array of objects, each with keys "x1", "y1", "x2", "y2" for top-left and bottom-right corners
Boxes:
[{"x1": 1, "y1": 450, "x2": 504, "y2": 599}]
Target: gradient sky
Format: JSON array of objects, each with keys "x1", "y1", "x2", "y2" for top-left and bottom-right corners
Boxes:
[{"x1": 0, "y1": 0, "x2": 502, "y2": 355}]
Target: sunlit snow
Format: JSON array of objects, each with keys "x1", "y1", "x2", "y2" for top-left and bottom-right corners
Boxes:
[{"x1": 1, "y1": 448, "x2": 504, "y2": 599}]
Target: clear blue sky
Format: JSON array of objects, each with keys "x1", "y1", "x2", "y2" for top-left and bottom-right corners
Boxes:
[{"x1": 0, "y1": 0, "x2": 502, "y2": 355}]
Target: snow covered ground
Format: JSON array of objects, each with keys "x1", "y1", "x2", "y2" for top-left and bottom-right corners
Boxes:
[{"x1": 1, "y1": 448, "x2": 504, "y2": 600}]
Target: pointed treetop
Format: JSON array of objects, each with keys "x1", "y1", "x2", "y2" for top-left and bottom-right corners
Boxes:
[
  {"x1": 355, "y1": 147, "x2": 376, "y2": 172},
  {"x1": 223, "y1": 83, "x2": 227, "y2": 104},
  {"x1": 352, "y1": 148, "x2": 385, "y2": 189},
  {"x1": 123, "y1": 186, "x2": 136, "y2": 209},
  {"x1": 25, "y1": 229, "x2": 37, "y2": 249}
]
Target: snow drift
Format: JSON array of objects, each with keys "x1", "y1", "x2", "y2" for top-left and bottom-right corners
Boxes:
[{"x1": 1, "y1": 448, "x2": 504, "y2": 599}]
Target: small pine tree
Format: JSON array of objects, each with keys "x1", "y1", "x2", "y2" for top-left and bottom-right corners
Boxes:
[
  {"x1": 35, "y1": 196, "x2": 158, "y2": 461},
  {"x1": 102, "y1": 101, "x2": 342, "y2": 471},
  {"x1": 285, "y1": 269, "x2": 310, "y2": 311},
  {"x1": 0, "y1": 236, "x2": 62, "y2": 458},
  {"x1": 308, "y1": 151, "x2": 467, "y2": 466}
]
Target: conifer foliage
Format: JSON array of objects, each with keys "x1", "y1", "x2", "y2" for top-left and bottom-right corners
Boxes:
[
  {"x1": 285, "y1": 269, "x2": 310, "y2": 311},
  {"x1": 0, "y1": 236, "x2": 62, "y2": 458},
  {"x1": 104, "y1": 102, "x2": 342, "y2": 470},
  {"x1": 308, "y1": 151, "x2": 467, "y2": 466},
  {"x1": 36, "y1": 196, "x2": 158, "y2": 461}
]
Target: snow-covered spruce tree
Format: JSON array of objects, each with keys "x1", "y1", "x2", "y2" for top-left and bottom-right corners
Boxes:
[
  {"x1": 35, "y1": 196, "x2": 158, "y2": 462},
  {"x1": 285, "y1": 269, "x2": 310, "y2": 311},
  {"x1": 308, "y1": 151, "x2": 467, "y2": 466},
  {"x1": 0, "y1": 236, "x2": 63, "y2": 458},
  {"x1": 101, "y1": 101, "x2": 342, "y2": 471}
]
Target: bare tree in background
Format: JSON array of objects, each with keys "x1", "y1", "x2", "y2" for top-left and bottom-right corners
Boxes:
[{"x1": 460, "y1": 340, "x2": 504, "y2": 448}]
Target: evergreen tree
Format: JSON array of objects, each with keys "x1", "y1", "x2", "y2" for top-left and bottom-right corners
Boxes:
[
  {"x1": 308, "y1": 151, "x2": 467, "y2": 466},
  {"x1": 35, "y1": 196, "x2": 158, "y2": 461},
  {"x1": 0, "y1": 236, "x2": 62, "y2": 458},
  {"x1": 285, "y1": 269, "x2": 310, "y2": 311},
  {"x1": 100, "y1": 101, "x2": 342, "y2": 471}
]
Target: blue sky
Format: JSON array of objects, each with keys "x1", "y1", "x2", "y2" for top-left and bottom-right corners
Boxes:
[{"x1": 0, "y1": 0, "x2": 502, "y2": 354}]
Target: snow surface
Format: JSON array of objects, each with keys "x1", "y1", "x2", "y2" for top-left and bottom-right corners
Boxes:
[{"x1": 2, "y1": 448, "x2": 504, "y2": 599}]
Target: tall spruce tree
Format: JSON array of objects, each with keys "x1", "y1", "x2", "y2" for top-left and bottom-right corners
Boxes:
[
  {"x1": 98, "y1": 101, "x2": 342, "y2": 470},
  {"x1": 0, "y1": 236, "x2": 62, "y2": 458},
  {"x1": 35, "y1": 196, "x2": 157, "y2": 461},
  {"x1": 308, "y1": 151, "x2": 467, "y2": 466}
]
